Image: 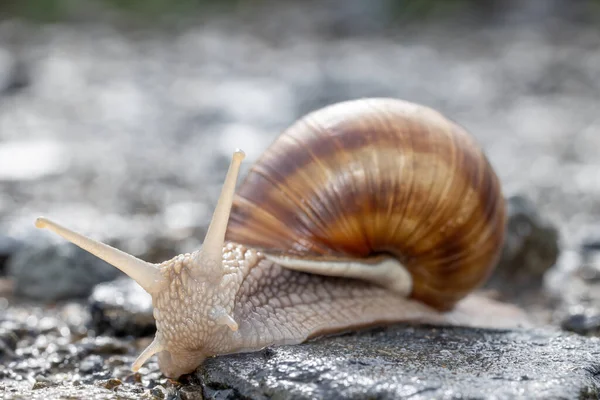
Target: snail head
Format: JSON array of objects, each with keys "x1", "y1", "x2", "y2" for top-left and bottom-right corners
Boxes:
[{"x1": 35, "y1": 150, "x2": 246, "y2": 378}]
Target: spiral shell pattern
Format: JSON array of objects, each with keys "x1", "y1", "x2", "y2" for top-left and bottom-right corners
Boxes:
[{"x1": 226, "y1": 98, "x2": 506, "y2": 311}]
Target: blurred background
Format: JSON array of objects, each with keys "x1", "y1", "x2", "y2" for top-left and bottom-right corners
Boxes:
[
  {"x1": 0, "y1": 0, "x2": 599, "y2": 307},
  {"x1": 1, "y1": 1, "x2": 600, "y2": 396}
]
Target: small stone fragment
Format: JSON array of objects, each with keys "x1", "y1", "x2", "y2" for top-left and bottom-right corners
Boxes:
[
  {"x1": 179, "y1": 385, "x2": 205, "y2": 400},
  {"x1": 150, "y1": 385, "x2": 167, "y2": 399},
  {"x1": 561, "y1": 309, "x2": 600, "y2": 336},
  {"x1": 123, "y1": 372, "x2": 143, "y2": 384},
  {"x1": 31, "y1": 376, "x2": 57, "y2": 390},
  {"x1": 100, "y1": 378, "x2": 122, "y2": 390}
]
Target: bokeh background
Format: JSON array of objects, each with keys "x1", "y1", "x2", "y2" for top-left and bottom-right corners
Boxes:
[
  {"x1": 0, "y1": 0, "x2": 599, "y2": 301},
  {"x1": 1, "y1": 1, "x2": 600, "y2": 397}
]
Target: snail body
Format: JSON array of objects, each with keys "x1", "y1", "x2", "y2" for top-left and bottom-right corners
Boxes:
[{"x1": 36, "y1": 98, "x2": 510, "y2": 379}]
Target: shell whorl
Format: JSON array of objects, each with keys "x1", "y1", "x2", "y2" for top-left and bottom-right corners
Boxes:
[{"x1": 226, "y1": 98, "x2": 506, "y2": 311}]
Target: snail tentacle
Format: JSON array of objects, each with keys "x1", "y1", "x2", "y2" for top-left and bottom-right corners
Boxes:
[
  {"x1": 132, "y1": 335, "x2": 164, "y2": 372},
  {"x1": 194, "y1": 149, "x2": 245, "y2": 282},
  {"x1": 35, "y1": 150, "x2": 249, "y2": 376},
  {"x1": 210, "y1": 305, "x2": 239, "y2": 331},
  {"x1": 34, "y1": 217, "x2": 165, "y2": 294}
]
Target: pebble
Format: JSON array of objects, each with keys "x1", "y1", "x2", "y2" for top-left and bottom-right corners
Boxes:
[
  {"x1": 485, "y1": 194, "x2": 560, "y2": 302},
  {"x1": 561, "y1": 309, "x2": 600, "y2": 336},
  {"x1": 178, "y1": 386, "x2": 205, "y2": 400},
  {"x1": 88, "y1": 277, "x2": 155, "y2": 337},
  {"x1": 150, "y1": 385, "x2": 167, "y2": 399},
  {"x1": 99, "y1": 378, "x2": 122, "y2": 390},
  {"x1": 32, "y1": 378, "x2": 57, "y2": 390}
]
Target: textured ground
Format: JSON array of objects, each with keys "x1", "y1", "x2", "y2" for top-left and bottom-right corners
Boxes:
[
  {"x1": 198, "y1": 325, "x2": 600, "y2": 400},
  {"x1": 2, "y1": 301, "x2": 600, "y2": 399}
]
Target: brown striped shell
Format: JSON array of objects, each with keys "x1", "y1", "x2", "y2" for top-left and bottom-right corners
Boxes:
[{"x1": 225, "y1": 98, "x2": 506, "y2": 311}]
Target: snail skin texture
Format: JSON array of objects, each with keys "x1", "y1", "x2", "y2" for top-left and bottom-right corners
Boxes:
[{"x1": 36, "y1": 98, "x2": 526, "y2": 379}]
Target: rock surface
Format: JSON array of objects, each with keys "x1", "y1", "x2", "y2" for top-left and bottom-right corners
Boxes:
[{"x1": 197, "y1": 325, "x2": 600, "y2": 400}]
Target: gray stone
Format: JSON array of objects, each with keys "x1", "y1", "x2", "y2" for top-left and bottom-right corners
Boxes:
[
  {"x1": 88, "y1": 277, "x2": 155, "y2": 337},
  {"x1": 561, "y1": 310, "x2": 600, "y2": 336},
  {"x1": 196, "y1": 325, "x2": 600, "y2": 400},
  {"x1": 7, "y1": 229, "x2": 123, "y2": 301},
  {"x1": 486, "y1": 195, "x2": 560, "y2": 302}
]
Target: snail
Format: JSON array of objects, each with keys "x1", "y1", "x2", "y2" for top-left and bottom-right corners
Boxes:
[{"x1": 35, "y1": 97, "x2": 517, "y2": 379}]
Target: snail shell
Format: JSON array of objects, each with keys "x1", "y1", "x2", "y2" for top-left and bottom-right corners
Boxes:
[{"x1": 227, "y1": 98, "x2": 506, "y2": 311}]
